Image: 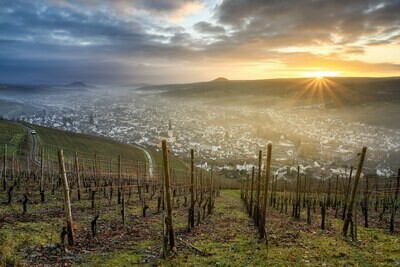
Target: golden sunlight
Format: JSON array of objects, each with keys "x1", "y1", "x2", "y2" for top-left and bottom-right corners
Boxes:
[{"x1": 304, "y1": 71, "x2": 338, "y2": 79}]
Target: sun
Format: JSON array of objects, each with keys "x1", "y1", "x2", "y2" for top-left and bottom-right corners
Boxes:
[{"x1": 304, "y1": 71, "x2": 338, "y2": 79}]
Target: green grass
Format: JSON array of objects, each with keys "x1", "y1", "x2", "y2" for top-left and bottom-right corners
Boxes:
[
  {"x1": 0, "y1": 119, "x2": 31, "y2": 158},
  {"x1": 147, "y1": 147, "x2": 189, "y2": 171},
  {"x1": 0, "y1": 221, "x2": 59, "y2": 266},
  {"x1": 159, "y1": 190, "x2": 400, "y2": 266},
  {"x1": 2, "y1": 189, "x2": 399, "y2": 266},
  {"x1": 77, "y1": 240, "x2": 156, "y2": 267},
  {"x1": 1, "y1": 119, "x2": 189, "y2": 174},
  {"x1": 29, "y1": 123, "x2": 190, "y2": 173},
  {"x1": 30, "y1": 124, "x2": 147, "y2": 164},
  {"x1": 77, "y1": 250, "x2": 140, "y2": 267}
]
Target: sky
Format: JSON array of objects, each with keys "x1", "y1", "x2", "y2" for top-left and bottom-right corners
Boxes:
[{"x1": 1, "y1": 0, "x2": 400, "y2": 84}]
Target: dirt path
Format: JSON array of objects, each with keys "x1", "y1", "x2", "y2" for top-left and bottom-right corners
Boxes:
[{"x1": 159, "y1": 190, "x2": 267, "y2": 266}]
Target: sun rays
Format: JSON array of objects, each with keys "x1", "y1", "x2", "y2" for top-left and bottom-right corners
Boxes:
[
  {"x1": 304, "y1": 71, "x2": 338, "y2": 79},
  {"x1": 288, "y1": 76, "x2": 363, "y2": 107}
]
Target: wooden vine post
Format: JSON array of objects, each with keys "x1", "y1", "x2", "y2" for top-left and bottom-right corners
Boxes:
[
  {"x1": 208, "y1": 164, "x2": 214, "y2": 215},
  {"x1": 3, "y1": 144, "x2": 7, "y2": 191},
  {"x1": 254, "y1": 150, "x2": 262, "y2": 226},
  {"x1": 390, "y1": 168, "x2": 400, "y2": 233},
  {"x1": 260, "y1": 143, "x2": 272, "y2": 239},
  {"x1": 295, "y1": 165, "x2": 301, "y2": 219},
  {"x1": 58, "y1": 149, "x2": 75, "y2": 246},
  {"x1": 75, "y1": 152, "x2": 81, "y2": 201},
  {"x1": 189, "y1": 149, "x2": 195, "y2": 229},
  {"x1": 118, "y1": 155, "x2": 122, "y2": 204},
  {"x1": 118, "y1": 155, "x2": 125, "y2": 224},
  {"x1": 342, "y1": 166, "x2": 353, "y2": 220},
  {"x1": 342, "y1": 146, "x2": 367, "y2": 238},
  {"x1": 244, "y1": 173, "x2": 249, "y2": 208},
  {"x1": 249, "y1": 166, "x2": 255, "y2": 216},
  {"x1": 40, "y1": 148, "x2": 45, "y2": 202},
  {"x1": 162, "y1": 140, "x2": 176, "y2": 252}
]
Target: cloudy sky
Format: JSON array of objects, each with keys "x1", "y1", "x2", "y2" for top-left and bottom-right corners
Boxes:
[{"x1": 1, "y1": 0, "x2": 400, "y2": 84}]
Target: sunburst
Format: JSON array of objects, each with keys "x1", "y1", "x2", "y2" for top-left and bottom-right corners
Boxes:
[{"x1": 289, "y1": 76, "x2": 360, "y2": 107}]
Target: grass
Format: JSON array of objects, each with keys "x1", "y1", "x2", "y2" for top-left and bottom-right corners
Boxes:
[
  {"x1": 159, "y1": 190, "x2": 400, "y2": 266},
  {"x1": 77, "y1": 250, "x2": 140, "y2": 267},
  {"x1": 76, "y1": 240, "x2": 156, "y2": 267},
  {"x1": 0, "y1": 221, "x2": 59, "y2": 266},
  {"x1": 147, "y1": 147, "x2": 189, "y2": 171},
  {"x1": 29, "y1": 124, "x2": 189, "y2": 172},
  {"x1": 1, "y1": 119, "x2": 189, "y2": 176},
  {"x1": 30, "y1": 124, "x2": 147, "y2": 163},
  {"x1": 1, "y1": 189, "x2": 400, "y2": 266},
  {"x1": 0, "y1": 119, "x2": 31, "y2": 158}
]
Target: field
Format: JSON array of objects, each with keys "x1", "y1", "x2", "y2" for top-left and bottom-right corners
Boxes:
[
  {"x1": 1, "y1": 189, "x2": 399, "y2": 266},
  {"x1": 30, "y1": 124, "x2": 146, "y2": 163},
  {"x1": 1, "y1": 121, "x2": 399, "y2": 266},
  {"x1": 28, "y1": 124, "x2": 187, "y2": 172},
  {"x1": 164, "y1": 190, "x2": 400, "y2": 266},
  {"x1": 0, "y1": 120, "x2": 31, "y2": 158},
  {"x1": 147, "y1": 147, "x2": 189, "y2": 171}
]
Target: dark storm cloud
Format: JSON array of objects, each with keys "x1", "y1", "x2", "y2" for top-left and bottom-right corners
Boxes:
[
  {"x1": 0, "y1": 1, "x2": 147, "y2": 46},
  {"x1": 0, "y1": 0, "x2": 201, "y2": 83},
  {"x1": 133, "y1": 0, "x2": 201, "y2": 13},
  {"x1": 193, "y1": 21, "x2": 226, "y2": 34},
  {"x1": 215, "y1": 0, "x2": 400, "y2": 46}
]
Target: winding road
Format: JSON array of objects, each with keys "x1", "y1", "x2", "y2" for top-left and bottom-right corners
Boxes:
[
  {"x1": 20, "y1": 124, "x2": 40, "y2": 165},
  {"x1": 131, "y1": 144, "x2": 154, "y2": 178}
]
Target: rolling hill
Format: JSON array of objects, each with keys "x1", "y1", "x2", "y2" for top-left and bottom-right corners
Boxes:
[
  {"x1": 138, "y1": 76, "x2": 400, "y2": 106},
  {"x1": 0, "y1": 119, "x2": 187, "y2": 171}
]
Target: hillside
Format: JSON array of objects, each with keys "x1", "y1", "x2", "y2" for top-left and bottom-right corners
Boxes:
[
  {"x1": 0, "y1": 119, "x2": 187, "y2": 170},
  {"x1": 30, "y1": 124, "x2": 146, "y2": 163},
  {"x1": 0, "y1": 82, "x2": 93, "y2": 96},
  {"x1": 138, "y1": 76, "x2": 400, "y2": 106},
  {"x1": 0, "y1": 119, "x2": 31, "y2": 158}
]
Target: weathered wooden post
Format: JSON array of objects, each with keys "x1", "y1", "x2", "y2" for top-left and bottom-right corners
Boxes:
[
  {"x1": 118, "y1": 155, "x2": 121, "y2": 204},
  {"x1": 40, "y1": 148, "x2": 45, "y2": 202},
  {"x1": 197, "y1": 166, "x2": 203, "y2": 225},
  {"x1": 137, "y1": 160, "x2": 142, "y2": 201},
  {"x1": 390, "y1": 169, "x2": 400, "y2": 233},
  {"x1": 254, "y1": 150, "x2": 262, "y2": 226},
  {"x1": 244, "y1": 173, "x2": 249, "y2": 208},
  {"x1": 189, "y1": 149, "x2": 195, "y2": 229},
  {"x1": 75, "y1": 152, "x2": 81, "y2": 201},
  {"x1": 162, "y1": 140, "x2": 176, "y2": 252},
  {"x1": 260, "y1": 143, "x2": 272, "y2": 239},
  {"x1": 3, "y1": 144, "x2": 7, "y2": 191},
  {"x1": 334, "y1": 174, "x2": 339, "y2": 218},
  {"x1": 362, "y1": 174, "x2": 370, "y2": 228},
  {"x1": 342, "y1": 166, "x2": 353, "y2": 220},
  {"x1": 249, "y1": 166, "x2": 255, "y2": 216},
  {"x1": 295, "y1": 166, "x2": 301, "y2": 219},
  {"x1": 121, "y1": 177, "x2": 126, "y2": 225},
  {"x1": 343, "y1": 147, "x2": 367, "y2": 237},
  {"x1": 207, "y1": 164, "x2": 214, "y2": 215},
  {"x1": 58, "y1": 149, "x2": 75, "y2": 246}
]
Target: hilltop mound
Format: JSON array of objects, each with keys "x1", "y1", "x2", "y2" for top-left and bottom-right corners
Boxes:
[
  {"x1": 64, "y1": 81, "x2": 95, "y2": 88},
  {"x1": 212, "y1": 77, "x2": 229, "y2": 82}
]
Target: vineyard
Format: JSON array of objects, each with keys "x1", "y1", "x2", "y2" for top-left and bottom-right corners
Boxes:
[{"x1": 0, "y1": 120, "x2": 400, "y2": 266}]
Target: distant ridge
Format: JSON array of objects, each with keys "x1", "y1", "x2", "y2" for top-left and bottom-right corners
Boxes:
[
  {"x1": 64, "y1": 81, "x2": 95, "y2": 88},
  {"x1": 212, "y1": 77, "x2": 229, "y2": 82},
  {"x1": 136, "y1": 76, "x2": 400, "y2": 108}
]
